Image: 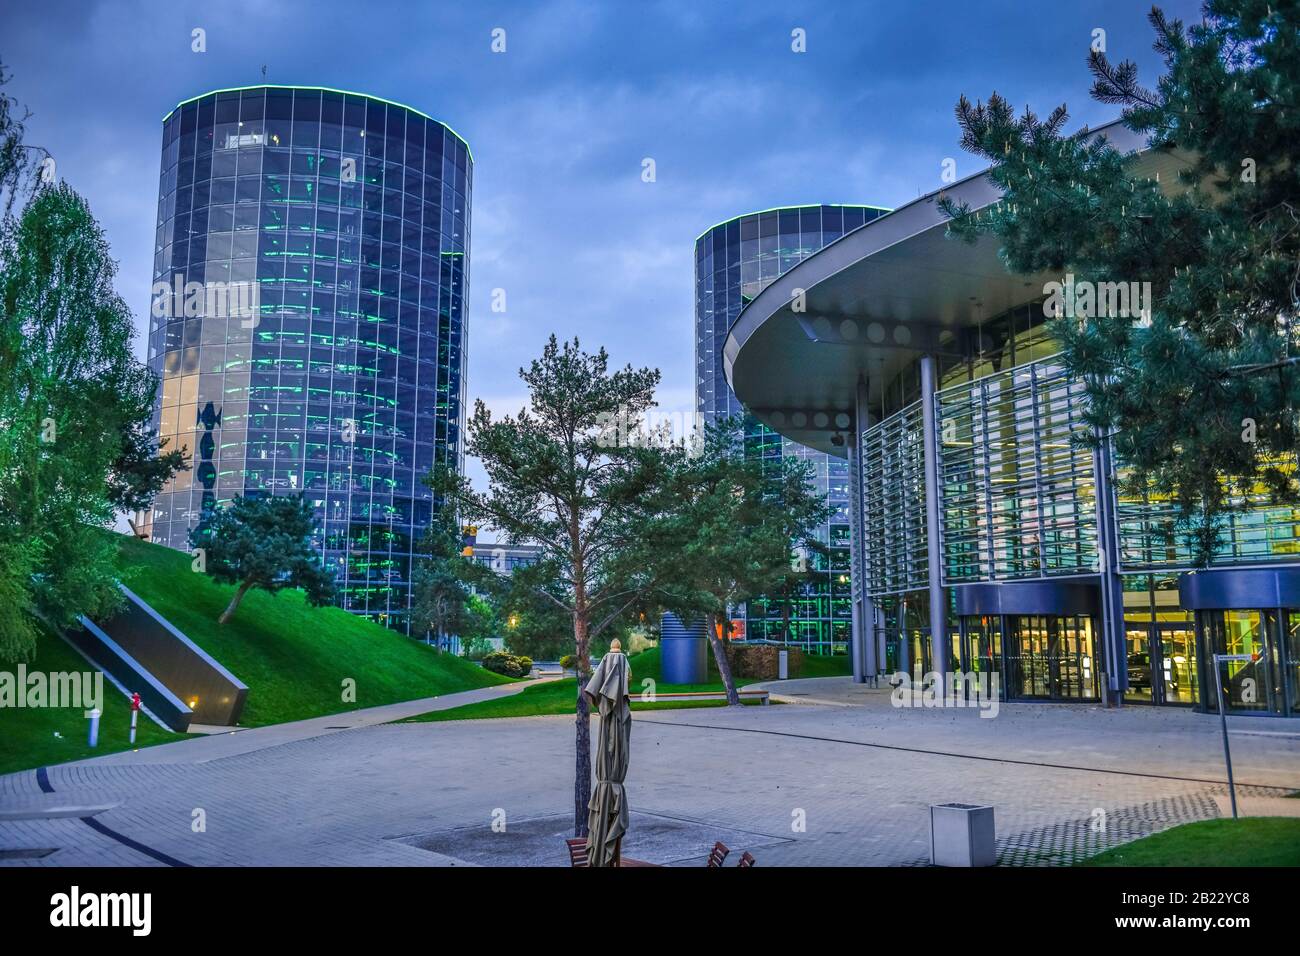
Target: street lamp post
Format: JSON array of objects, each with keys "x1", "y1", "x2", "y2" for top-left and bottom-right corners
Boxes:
[{"x1": 1213, "y1": 652, "x2": 1256, "y2": 820}]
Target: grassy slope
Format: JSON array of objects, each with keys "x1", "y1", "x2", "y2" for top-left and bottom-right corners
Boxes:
[
  {"x1": 111, "y1": 535, "x2": 511, "y2": 727},
  {"x1": 1080, "y1": 818, "x2": 1300, "y2": 867},
  {"x1": 402, "y1": 644, "x2": 827, "y2": 723},
  {"x1": 0, "y1": 627, "x2": 180, "y2": 775}
]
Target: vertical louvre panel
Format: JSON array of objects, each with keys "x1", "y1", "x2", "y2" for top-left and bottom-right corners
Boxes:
[
  {"x1": 861, "y1": 400, "x2": 928, "y2": 596},
  {"x1": 936, "y1": 357, "x2": 1097, "y2": 582}
]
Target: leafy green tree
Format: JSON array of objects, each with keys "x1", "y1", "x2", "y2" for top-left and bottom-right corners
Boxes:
[
  {"x1": 654, "y1": 419, "x2": 830, "y2": 704},
  {"x1": 940, "y1": 0, "x2": 1300, "y2": 562},
  {"x1": 108, "y1": 407, "x2": 188, "y2": 513},
  {"x1": 432, "y1": 335, "x2": 677, "y2": 835},
  {"x1": 191, "y1": 495, "x2": 334, "y2": 625},
  {"x1": 410, "y1": 503, "x2": 482, "y2": 650},
  {"x1": 0, "y1": 62, "x2": 44, "y2": 217},
  {"x1": 0, "y1": 184, "x2": 183, "y2": 659},
  {"x1": 459, "y1": 595, "x2": 498, "y2": 658},
  {"x1": 493, "y1": 559, "x2": 575, "y2": 661}
]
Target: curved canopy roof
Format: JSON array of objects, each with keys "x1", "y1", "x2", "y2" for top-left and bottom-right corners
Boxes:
[{"x1": 724, "y1": 121, "x2": 1192, "y2": 456}]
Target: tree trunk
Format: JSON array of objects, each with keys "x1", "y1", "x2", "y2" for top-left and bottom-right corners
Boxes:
[
  {"x1": 706, "y1": 612, "x2": 741, "y2": 706},
  {"x1": 573, "y1": 609, "x2": 592, "y2": 837},
  {"x1": 218, "y1": 581, "x2": 252, "y2": 625}
]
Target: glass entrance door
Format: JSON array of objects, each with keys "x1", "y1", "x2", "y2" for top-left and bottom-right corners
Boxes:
[
  {"x1": 1202, "y1": 609, "x2": 1282, "y2": 714},
  {"x1": 1159, "y1": 624, "x2": 1197, "y2": 705},
  {"x1": 1124, "y1": 623, "x2": 1155, "y2": 703},
  {"x1": 1006, "y1": 615, "x2": 1098, "y2": 701},
  {"x1": 1007, "y1": 615, "x2": 1048, "y2": 698},
  {"x1": 1288, "y1": 611, "x2": 1300, "y2": 715},
  {"x1": 962, "y1": 616, "x2": 1003, "y2": 702}
]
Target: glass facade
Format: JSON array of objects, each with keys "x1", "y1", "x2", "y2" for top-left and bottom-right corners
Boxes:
[
  {"x1": 1118, "y1": 481, "x2": 1300, "y2": 568},
  {"x1": 694, "y1": 205, "x2": 887, "y2": 653},
  {"x1": 142, "y1": 86, "x2": 471, "y2": 633},
  {"x1": 853, "y1": 296, "x2": 1300, "y2": 711},
  {"x1": 861, "y1": 400, "x2": 928, "y2": 596},
  {"x1": 937, "y1": 358, "x2": 1098, "y2": 582}
]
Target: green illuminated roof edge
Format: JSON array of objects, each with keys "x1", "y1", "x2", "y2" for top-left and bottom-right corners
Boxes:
[
  {"x1": 694, "y1": 203, "x2": 893, "y2": 244},
  {"x1": 162, "y1": 85, "x2": 473, "y2": 162}
]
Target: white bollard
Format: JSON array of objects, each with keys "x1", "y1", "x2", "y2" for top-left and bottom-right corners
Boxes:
[
  {"x1": 130, "y1": 707, "x2": 138, "y2": 745},
  {"x1": 87, "y1": 708, "x2": 101, "y2": 748}
]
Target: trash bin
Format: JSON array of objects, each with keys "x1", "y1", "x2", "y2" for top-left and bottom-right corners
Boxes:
[
  {"x1": 778, "y1": 648, "x2": 789, "y2": 680},
  {"x1": 929, "y1": 803, "x2": 996, "y2": 867}
]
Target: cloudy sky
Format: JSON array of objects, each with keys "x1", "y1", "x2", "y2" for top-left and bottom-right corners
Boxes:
[{"x1": 2, "y1": 0, "x2": 1196, "y2": 491}]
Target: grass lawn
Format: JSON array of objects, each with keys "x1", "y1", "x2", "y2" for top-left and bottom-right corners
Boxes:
[
  {"x1": 401, "y1": 644, "x2": 837, "y2": 723},
  {"x1": 618, "y1": 645, "x2": 850, "y2": 696},
  {"x1": 1080, "y1": 818, "x2": 1300, "y2": 867},
  {"x1": 0, "y1": 628, "x2": 183, "y2": 776},
  {"x1": 401, "y1": 676, "x2": 769, "y2": 723},
  {"x1": 112, "y1": 535, "x2": 512, "y2": 726}
]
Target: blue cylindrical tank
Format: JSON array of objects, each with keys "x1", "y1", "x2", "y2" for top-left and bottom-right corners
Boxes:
[{"x1": 660, "y1": 612, "x2": 708, "y2": 684}]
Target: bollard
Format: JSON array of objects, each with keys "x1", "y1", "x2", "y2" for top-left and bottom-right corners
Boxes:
[
  {"x1": 87, "y1": 708, "x2": 101, "y2": 748},
  {"x1": 130, "y1": 692, "x2": 141, "y2": 745}
]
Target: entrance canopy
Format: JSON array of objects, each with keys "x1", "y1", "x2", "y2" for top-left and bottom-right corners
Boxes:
[{"x1": 723, "y1": 121, "x2": 1191, "y2": 457}]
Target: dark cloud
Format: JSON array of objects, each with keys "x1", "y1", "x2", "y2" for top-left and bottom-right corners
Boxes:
[{"x1": 1, "y1": 0, "x2": 1196, "y2": 495}]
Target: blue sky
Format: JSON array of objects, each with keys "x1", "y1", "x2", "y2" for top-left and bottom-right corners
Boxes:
[{"x1": 1, "y1": 0, "x2": 1197, "y2": 491}]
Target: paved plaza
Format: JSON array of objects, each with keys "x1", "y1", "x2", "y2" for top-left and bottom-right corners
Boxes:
[{"x1": 2, "y1": 678, "x2": 1298, "y2": 867}]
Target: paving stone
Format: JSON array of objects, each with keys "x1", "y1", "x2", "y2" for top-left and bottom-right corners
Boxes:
[{"x1": 1, "y1": 684, "x2": 1296, "y2": 867}]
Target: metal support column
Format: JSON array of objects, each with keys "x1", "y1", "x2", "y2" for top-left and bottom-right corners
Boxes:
[
  {"x1": 850, "y1": 375, "x2": 878, "y2": 683},
  {"x1": 847, "y1": 427, "x2": 865, "y2": 684},
  {"x1": 1092, "y1": 435, "x2": 1128, "y2": 706},
  {"x1": 919, "y1": 355, "x2": 948, "y2": 680}
]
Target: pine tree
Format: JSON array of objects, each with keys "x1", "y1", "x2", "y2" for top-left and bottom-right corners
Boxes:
[
  {"x1": 191, "y1": 495, "x2": 335, "y2": 625},
  {"x1": 431, "y1": 335, "x2": 677, "y2": 836},
  {"x1": 940, "y1": 1, "x2": 1300, "y2": 563}
]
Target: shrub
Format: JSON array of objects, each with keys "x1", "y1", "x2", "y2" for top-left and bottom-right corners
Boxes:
[
  {"x1": 482, "y1": 651, "x2": 533, "y2": 678},
  {"x1": 559, "y1": 654, "x2": 578, "y2": 672}
]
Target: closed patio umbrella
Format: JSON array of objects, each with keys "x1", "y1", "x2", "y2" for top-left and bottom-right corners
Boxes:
[{"x1": 584, "y1": 638, "x2": 631, "y2": 867}]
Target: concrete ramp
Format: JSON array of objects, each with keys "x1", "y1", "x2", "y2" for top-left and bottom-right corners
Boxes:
[{"x1": 65, "y1": 585, "x2": 247, "y2": 731}]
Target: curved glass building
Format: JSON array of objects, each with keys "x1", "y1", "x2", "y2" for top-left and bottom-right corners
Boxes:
[
  {"x1": 142, "y1": 86, "x2": 471, "y2": 633},
  {"x1": 726, "y1": 122, "x2": 1300, "y2": 715},
  {"x1": 695, "y1": 205, "x2": 888, "y2": 652}
]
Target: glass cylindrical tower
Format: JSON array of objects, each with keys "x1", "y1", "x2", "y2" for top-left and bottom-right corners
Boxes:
[
  {"x1": 694, "y1": 204, "x2": 887, "y2": 653},
  {"x1": 143, "y1": 85, "x2": 471, "y2": 634}
]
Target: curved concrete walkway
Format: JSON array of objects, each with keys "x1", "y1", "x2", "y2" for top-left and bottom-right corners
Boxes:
[{"x1": 63, "y1": 678, "x2": 550, "y2": 767}]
